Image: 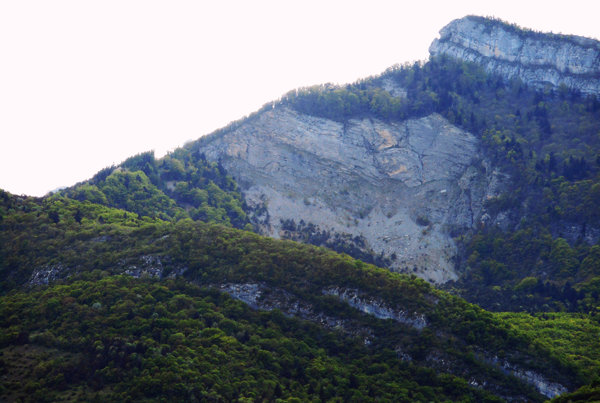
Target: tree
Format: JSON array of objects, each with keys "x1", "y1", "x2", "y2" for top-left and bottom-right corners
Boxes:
[{"x1": 74, "y1": 209, "x2": 83, "y2": 224}]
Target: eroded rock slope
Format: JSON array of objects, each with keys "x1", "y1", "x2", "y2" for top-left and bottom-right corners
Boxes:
[{"x1": 198, "y1": 106, "x2": 504, "y2": 283}]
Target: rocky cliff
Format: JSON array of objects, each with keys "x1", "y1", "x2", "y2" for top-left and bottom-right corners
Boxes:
[
  {"x1": 197, "y1": 105, "x2": 505, "y2": 283},
  {"x1": 429, "y1": 16, "x2": 600, "y2": 95},
  {"x1": 192, "y1": 15, "x2": 600, "y2": 284}
]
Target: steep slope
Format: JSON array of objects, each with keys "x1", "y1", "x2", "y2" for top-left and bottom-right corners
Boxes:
[
  {"x1": 188, "y1": 38, "x2": 600, "y2": 309},
  {"x1": 1, "y1": 191, "x2": 595, "y2": 401},
  {"x1": 187, "y1": 17, "x2": 600, "y2": 288},
  {"x1": 429, "y1": 16, "x2": 600, "y2": 95},
  {"x1": 196, "y1": 107, "x2": 503, "y2": 284}
]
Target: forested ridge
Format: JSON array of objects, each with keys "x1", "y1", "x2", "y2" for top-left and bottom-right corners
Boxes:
[{"x1": 1, "y1": 190, "x2": 599, "y2": 401}]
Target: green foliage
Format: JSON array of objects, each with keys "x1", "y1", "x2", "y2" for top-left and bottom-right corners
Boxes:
[
  {"x1": 498, "y1": 312, "x2": 600, "y2": 383},
  {"x1": 552, "y1": 381, "x2": 600, "y2": 402},
  {"x1": 159, "y1": 149, "x2": 248, "y2": 228},
  {"x1": 279, "y1": 218, "x2": 392, "y2": 267},
  {"x1": 0, "y1": 276, "x2": 501, "y2": 402},
  {"x1": 0, "y1": 190, "x2": 164, "y2": 293},
  {"x1": 0, "y1": 190, "x2": 589, "y2": 400},
  {"x1": 95, "y1": 170, "x2": 179, "y2": 220},
  {"x1": 457, "y1": 226, "x2": 600, "y2": 313},
  {"x1": 281, "y1": 83, "x2": 410, "y2": 122},
  {"x1": 59, "y1": 149, "x2": 249, "y2": 228}
]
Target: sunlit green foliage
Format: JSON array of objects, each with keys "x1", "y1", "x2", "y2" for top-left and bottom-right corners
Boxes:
[
  {"x1": 59, "y1": 149, "x2": 249, "y2": 228},
  {"x1": 498, "y1": 312, "x2": 600, "y2": 382},
  {"x1": 0, "y1": 190, "x2": 164, "y2": 293},
  {"x1": 552, "y1": 381, "x2": 600, "y2": 402},
  {"x1": 501, "y1": 312, "x2": 600, "y2": 402}
]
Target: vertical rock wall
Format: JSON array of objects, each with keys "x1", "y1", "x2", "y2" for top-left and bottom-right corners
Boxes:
[{"x1": 429, "y1": 16, "x2": 600, "y2": 95}]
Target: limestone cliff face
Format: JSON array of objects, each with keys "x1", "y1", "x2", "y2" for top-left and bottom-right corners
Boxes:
[
  {"x1": 429, "y1": 16, "x2": 600, "y2": 95},
  {"x1": 198, "y1": 106, "x2": 505, "y2": 283}
]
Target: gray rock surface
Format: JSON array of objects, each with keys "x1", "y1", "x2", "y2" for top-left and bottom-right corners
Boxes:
[
  {"x1": 218, "y1": 283, "x2": 374, "y2": 340},
  {"x1": 429, "y1": 16, "x2": 600, "y2": 95},
  {"x1": 198, "y1": 106, "x2": 505, "y2": 283},
  {"x1": 492, "y1": 357, "x2": 568, "y2": 398},
  {"x1": 510, "y1": 367, "x2": 567, "y2": 399},
  {"x1": 123, "y1": 255, "x2": 187, "y2": 279},
  {"x1": 322, "y1": 287, "x2": 427, "y2": 329},
  {"x1": 29, "y1": 264, "x2": 65, "y2": 286}
]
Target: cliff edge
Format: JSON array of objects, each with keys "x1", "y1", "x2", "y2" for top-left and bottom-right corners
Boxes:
[{"x1": 429, "y1": 16, "x2": 600, "y2": 95}]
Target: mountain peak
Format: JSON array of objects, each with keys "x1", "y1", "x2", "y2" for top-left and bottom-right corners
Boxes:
[{"x1": 429, "y1": 15, "x2": 600, "y2": 95}]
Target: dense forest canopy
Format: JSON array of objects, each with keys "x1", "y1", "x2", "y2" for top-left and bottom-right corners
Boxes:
[
  {"x1": 2, "y1": 191, "x2": 599, "y2": 401},
  {"x1": 57, "y1": 148, "x2": 250, "y2": 229}
]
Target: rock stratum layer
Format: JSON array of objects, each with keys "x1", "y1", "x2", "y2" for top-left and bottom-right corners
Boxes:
[
  {"x1": 198, "y1": 107, "x2": 505, "y2": 283},
  {"x1": 429, "y1": 16, "x2": 600, "y2": 95}
]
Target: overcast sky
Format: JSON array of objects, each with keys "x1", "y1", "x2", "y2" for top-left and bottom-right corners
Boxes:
[{"x1": 1, "y1": 0, "x2": 599, "y2": 196}]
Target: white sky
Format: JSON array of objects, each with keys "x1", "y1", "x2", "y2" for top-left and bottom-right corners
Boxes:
[{"x1": 1, "y1": 0, "x2": 599, "y2": 196}]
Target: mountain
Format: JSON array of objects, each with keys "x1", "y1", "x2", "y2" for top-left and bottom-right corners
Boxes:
[
  {"x1": 186, "y1": 15, "x2": 600, "y2": 303},
  {"x1": 2, "y1": 15, "x2": 600, "y2": 402}
]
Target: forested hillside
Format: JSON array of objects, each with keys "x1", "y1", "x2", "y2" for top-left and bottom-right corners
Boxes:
[
  {"x1": 58, "y1": 148, "x2": 249, "y2": 229},
  {"x1": 1, "y1": 190, "x2": 599, "y2": 401}
]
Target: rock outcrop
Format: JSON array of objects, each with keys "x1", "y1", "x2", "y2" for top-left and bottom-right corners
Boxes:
[
  {"x1": 322, "y1": 287, "x2": 428, "y2": 330},
  {"x1": 197, "y1": 106, "x2": 505, "y2": 283},
  {"x1": 429, "y1": 16, "x2": 600, "y2": 95}
]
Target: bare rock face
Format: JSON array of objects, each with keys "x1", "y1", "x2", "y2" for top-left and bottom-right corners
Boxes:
[
  {"x1": 429, "y1": 16, "x2": 600, "y2": 95},
  {"x1": 322, "y1": 287, "x2": 428, "y2": 330},
  {"x1": 198, "y1": 106, "x2": 504, "y2": 283}
]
